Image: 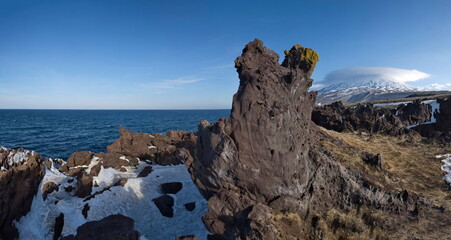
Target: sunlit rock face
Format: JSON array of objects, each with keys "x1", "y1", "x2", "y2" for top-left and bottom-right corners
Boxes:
[
  {"x1": 189, "y1": 39, "x2": 428, "y2": 239},
  {"x1": 0, "y1": 148, "x2": 45, "y2": 240}
]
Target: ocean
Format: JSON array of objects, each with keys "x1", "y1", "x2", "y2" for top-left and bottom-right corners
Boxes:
[{"x1": 0, "y1": 109, "x2": 230, "y2": 160}]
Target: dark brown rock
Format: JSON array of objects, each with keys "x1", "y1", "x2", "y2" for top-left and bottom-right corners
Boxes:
[
  {"x1": 312, "y1": 101, "x2": 410, "y2": 135},
  {"x1": 0, "y1": 148, "x2": 45, "y2": 240},
  {"x1": 75, "y1": 174, "x2": 93, "y2": 198},
  {"x1": 66, "y1": 151, "x2": 94, "y2": 168},
  {"x1": 54, "y1": 213, "x2": 64, "y2": 240},
  {"x1": 152, "y1": 195, "x2": 175, "y2": 218},
  {"x1": 107, "y1": 126, "x2": 156, "y2": 160},
  {"x1": 64, "y1": 186, "x2": 74, "y2": 192},
  {"x1": 361, "y1": 152, "x2": 384, "y2": 170},
  {"x1": 137, "y1": 166, "x2": 152, "y2": 178},
  {"x1": 396, "y1": 99, "x2": 432, "y2": 126},
  {"x1": 114, "y1": 178, "x2": 128, "y2": 187},
  {"x1": 176, "y1": 235, "x2": 199, "y2": 240},
  {"x1": 436, "y1": 98, "x2": 451, "y2": 131},
  {"x1": 411, "y1": 98, "x2": 451, "y2": 141},
  {"x1": 160, "y1": 182, "x2": 183, "y2": 194},
  {"x1": 184, "y1": 202, "x2": 196, "y2": 211},
  {"x1": 96, "y1": 152, "x2": 130, "y2": 170},
  {"x1": 42, "y1": 181, "x2": 59, "y2": 200},
  {"x1": 65, "y1": 214, "x2": 139, "y2": 240},
  {"x1": 82, "y1": 203, "x2": 90, "y2": 219},
  {"x1": 106, "y1": 127, "x2": 195, "y2": 166},
  {"x1": 189, "y1": 39, "x2": 427, "y2": 239}
]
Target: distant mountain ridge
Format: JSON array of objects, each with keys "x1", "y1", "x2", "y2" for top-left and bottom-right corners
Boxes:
[{"x1": 315, "y1": 77, "x2": 449, "y2": 104}]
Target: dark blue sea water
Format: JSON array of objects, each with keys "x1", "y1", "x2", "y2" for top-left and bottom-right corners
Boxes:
[{"x1": 0, "y1": 110, "x2": 229, "y2": 160}]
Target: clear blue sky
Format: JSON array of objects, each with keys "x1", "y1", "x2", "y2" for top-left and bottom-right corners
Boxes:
[{"x1": 1, "y1": 0, "x2": 450, "y2": 109}]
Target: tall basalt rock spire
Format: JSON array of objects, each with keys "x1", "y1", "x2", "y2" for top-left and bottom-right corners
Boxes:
[{"x1": 189, "y1": 39, "x2": 426, "y2": 239}]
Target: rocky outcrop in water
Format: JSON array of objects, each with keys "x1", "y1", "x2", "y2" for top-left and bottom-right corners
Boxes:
[
  {"x1": 312, "y1": 100, "x2": 432, "y2": 135},
  {"x1": 0, "y1": 148, "x2": 45, "y2": 239},
  {"x1": 188, "y1": 39, "x2": 428, "y2": 239}
]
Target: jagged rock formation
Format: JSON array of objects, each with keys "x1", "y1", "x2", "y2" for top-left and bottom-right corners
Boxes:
[
  {"x1": 107, "y1": 126, "x2": 196, "y2": 165},
  {"x1": 54, "y1": 127, "x2": 197, "y2": 198},
  {"x1": 0, "y1": 148, "x2": 45, "y2": 240},
  {"x1": 188, "y1": 39, "x2": 429, "y2": 239},
  {"x1": 312, "y1": 100, "x2": 432, "y2": 135},
  {"x1": 414, "y1": 97, "x2": 451, "y2": 141}
]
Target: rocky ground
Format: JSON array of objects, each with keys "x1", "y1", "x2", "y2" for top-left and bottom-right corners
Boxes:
[{"x1": 0, "y1": 40, "x2": 450, "y2": 240}]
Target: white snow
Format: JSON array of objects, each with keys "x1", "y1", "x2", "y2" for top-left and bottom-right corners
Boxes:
[
  {"x1": 406, "y1": 99, "x2": 441, "y2": 129},
  {"x1": 435, "y1": 154, "x2": 451, "y2": 186},
  {"x1": 15, "y1": 159, "x2": 209, "y2": 240},
  {"x1": 5, "y1": 149, "x2": 32, "y2": 167},
  {"x1": 373, "y1": 101, "x2": 412, "y2": 108},
  {"x1": 85, "y1": 157, "x2": 100, "y2": 175},
  {"x1": 422, "y1": 99, "x2": 440, "y2": 123}
]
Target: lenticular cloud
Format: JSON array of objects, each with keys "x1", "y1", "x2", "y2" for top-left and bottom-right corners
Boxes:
[{"x1": 323, "y1": 67, "x2": 431, "y2": 85}]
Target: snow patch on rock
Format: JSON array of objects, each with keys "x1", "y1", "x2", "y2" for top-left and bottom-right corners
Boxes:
[
  {"x1": 15, "y1": 160, "x2": 209, "y2": 240},
  {"x1": 435, "y1": 154, "x2": 451, "y2": 186}
]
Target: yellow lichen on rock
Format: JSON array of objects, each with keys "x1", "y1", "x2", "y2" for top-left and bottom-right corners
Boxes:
[{"x1": 282, "y1": 44, "x2": 319, "y2": 76}]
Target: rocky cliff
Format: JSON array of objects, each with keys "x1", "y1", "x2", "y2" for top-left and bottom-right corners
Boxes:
[
  {"x1": 188, "y1": 39, "x2": 433, "y2": 239},
  {"x1": 0, "y1": 148, "x2": 45, "y2": 239}
]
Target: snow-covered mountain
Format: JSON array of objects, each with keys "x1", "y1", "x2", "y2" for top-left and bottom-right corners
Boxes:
[{"x1": 314, "y1": 67, "x2": 446, "y2": 104}]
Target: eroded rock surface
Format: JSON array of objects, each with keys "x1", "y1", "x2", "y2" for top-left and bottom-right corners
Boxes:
[
  {"x1": 312, "y1": 100, "x2": 432, "y2": 135},
  {"x1": 188, "y1": 39, "x2": 429, "y2": 239},
  {"x1": 413, "y1": 98, "x2": 451, "y2": 141},
  {"x1": 107, "y1": 126, "x2": 196, "y2": 166},
  {"x1": 0, "y1": 148, "x2": 45, "y2": 240}
]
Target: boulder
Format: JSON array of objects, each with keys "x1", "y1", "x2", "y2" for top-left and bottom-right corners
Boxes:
[
  {"x1": 160, "y1": 182, "x2": 183, "y2": 194},
  {"x1": 42, "y1": 181, "x2": 59, "y2": 200},
  {"x1": 66, "y1": 151, "x2": 94, "y2": 168},
  {"x1": 137, "y1": 166, "x2": 152, "y2": 178},
  {"x1": 361, "y1": 152, "x2": 384, "y2": 170},
  {"x1": 107, "y1": 126, "x2": 156, "y2": 160},
  {"x1": 75, "y1": 174, "x2": 93, "y2": 198},
  {"x1": 184, "y1": 202, "x2": 196, "y2": 211},
  {"x1": 107, "y1": 127, "x2": 196, "y2": 165},
  {"x1": 152, "y1": 195, "x2": 175, "y2": 218}
]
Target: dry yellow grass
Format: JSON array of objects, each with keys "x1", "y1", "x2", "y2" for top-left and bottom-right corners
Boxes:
[{"x1": 317, "y1": 128, "x2": 451, "y2": 239}]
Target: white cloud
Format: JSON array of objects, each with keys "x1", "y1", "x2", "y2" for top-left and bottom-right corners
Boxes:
[
  {"x1": 322, "y1": 67, "x2": 431, "y2": 85},
  {"x1": 310, "y1": 83, "x2": 325, "y2": 91},
  {"x1": 419, "y1": 83, "x2": 451, "y2": 91},
  {"x1": 145, "y1": 77, "x2": 204, "y2": 89}
]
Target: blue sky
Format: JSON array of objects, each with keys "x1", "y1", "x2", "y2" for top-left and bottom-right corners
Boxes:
[{"x1": 1, "y1": 0, "x2": 450, "y2": 109}]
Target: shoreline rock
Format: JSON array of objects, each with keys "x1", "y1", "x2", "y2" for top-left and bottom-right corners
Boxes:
[{"x1": 0, "y1": 148, "x2": 45, "y2": 240}]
